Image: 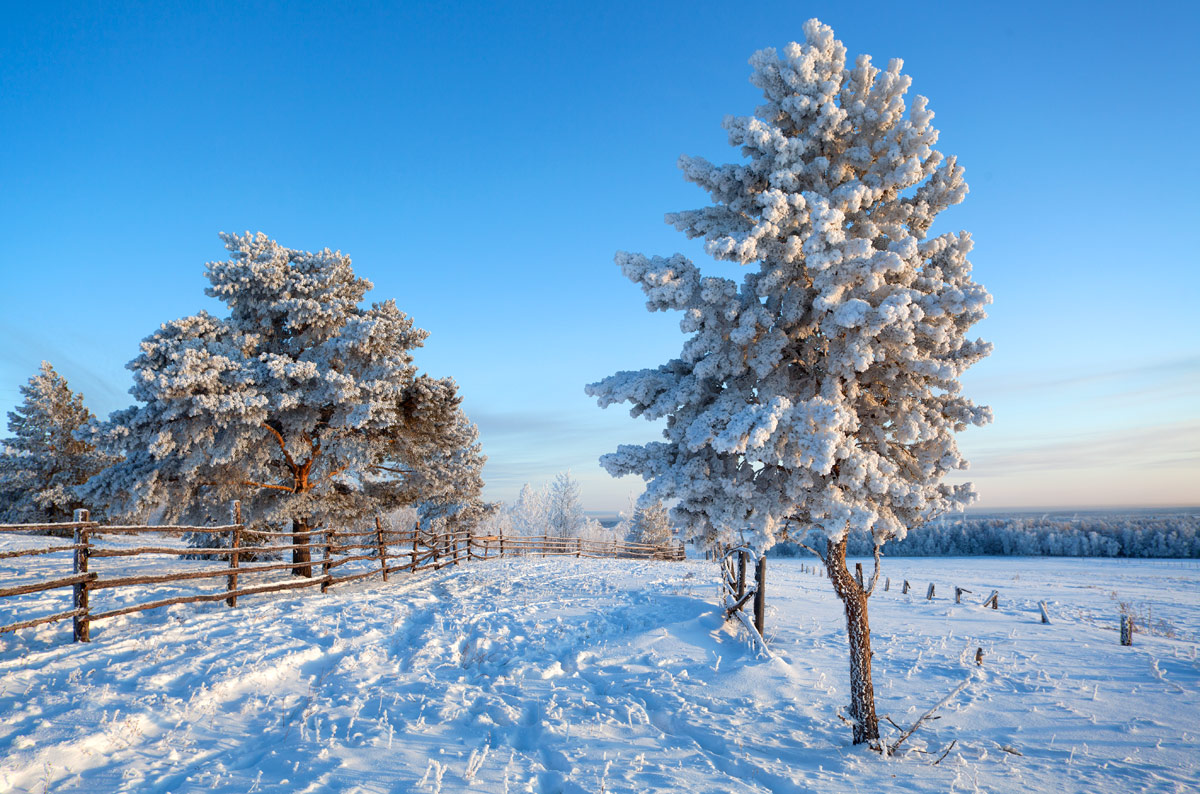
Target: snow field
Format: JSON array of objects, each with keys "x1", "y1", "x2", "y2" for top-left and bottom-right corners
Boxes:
[{"x1": 1, "y1": 537, "x2": 1198, "y2": 793}]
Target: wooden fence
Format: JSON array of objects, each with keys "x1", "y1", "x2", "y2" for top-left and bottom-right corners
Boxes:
[
  {"x1": 0, "y1": 504, "x2": 685, "y2": 644},
  {"x1": 719, "y1": 547, "x2": 769, "y2": 653}
]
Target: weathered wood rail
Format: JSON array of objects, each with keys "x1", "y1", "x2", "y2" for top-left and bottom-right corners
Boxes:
[{"x1": 0, "y1": 503, "x2": 685, "y2": 644}]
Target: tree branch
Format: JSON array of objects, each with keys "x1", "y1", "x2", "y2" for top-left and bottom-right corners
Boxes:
[
  {"x1": 260, "y1": 423, "x2": 298, "y2": 471},
  {"x1": 796, "y1": 542, "x2": 827, "y2": 566},
  {"x1": 368, "y1": 464, "x2": 415, "y2": 476},
  {"x1": 314, "y1": 465, "x2": 350, "y2": 485},
  {"x1": 864, "y1": 542, "x2": 883, "y2": 597},
  {"x1": 887, "y1": 675, "x2": 974, "y2": 756},
  {"x1": 242, "y1": 479, "x2": 296, "y2": 493}
]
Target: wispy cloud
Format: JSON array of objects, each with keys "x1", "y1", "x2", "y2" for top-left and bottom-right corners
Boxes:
[
  {"x1": 969, "y1": 353, "x2": 1200, "y2": 396},
  {"x1": 966, "y1": 420, "x2": 1200, "y2": 475}
]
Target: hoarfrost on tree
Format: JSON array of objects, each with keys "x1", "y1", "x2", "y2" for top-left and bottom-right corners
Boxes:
[
  {"x1": 587, "y1": 19, "x2": 992, "y2": 746},
  {"x1": 83, "y1": 233, "x2": 484, "y2": 568},
  {"x1": 628, "y1": 498, "x2": 674, "y2": 547},
  {"x1": 546, "y1": 471, "x2": 588, "y2": 539},
  {"x1": 587, "y1": 19, "x2": 991, "y2": 554},
  {"x1": 0, "y1": 362, "x2": 118, "y2": 526}
]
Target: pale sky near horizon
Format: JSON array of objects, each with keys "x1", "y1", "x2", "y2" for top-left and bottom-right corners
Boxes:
[{"x1": 1, "y1": 1, "x2": 1197, "y2": 513}]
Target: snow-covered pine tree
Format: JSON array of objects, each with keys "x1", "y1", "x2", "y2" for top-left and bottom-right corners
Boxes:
[
  {"x1": 0, "y1": 362, "x2": 118, "y2": 527},
  {"x1": 84, "y1": 232, "x2": 485, "y2": 574},
  {"x1": 587, "y1": 20, "x2": 991, "y2": 745},
  {"x1": 628, "y1": 498, "x2": 673, "y2": 547}
]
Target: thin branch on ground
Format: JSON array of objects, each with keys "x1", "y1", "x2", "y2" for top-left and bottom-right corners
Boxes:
[
  {"x1": 931, "y1": 739, "x2": 957, "y2": 765},
  {"x1": 887, "y1": 675, "x2": 975, "y2": 756}
]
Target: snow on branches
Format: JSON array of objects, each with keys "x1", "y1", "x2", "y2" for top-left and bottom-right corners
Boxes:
[
  {"x1": 0, "y1": 362, "x2": 118, "y2": 524},
  {"x1": 83, "y1": 233, "x2": 485, "y2": 529},
  {"x1": 588, "y1": 19, "x2": 992, "y2": 552}
]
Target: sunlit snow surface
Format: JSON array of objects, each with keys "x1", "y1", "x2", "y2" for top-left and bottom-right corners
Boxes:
[{"x1": 1, "y1": 535, "x2": 1198, "y2": 793}]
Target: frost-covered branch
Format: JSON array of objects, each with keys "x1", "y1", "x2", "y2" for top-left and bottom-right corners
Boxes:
[{"x1": 864, "y1": 543, "x2": 883, "y2": 598}]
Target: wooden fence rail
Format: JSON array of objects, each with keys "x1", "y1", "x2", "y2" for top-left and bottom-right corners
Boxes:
[{"x1": 0, "y1": 502, "x2": 685, "y2": 644}]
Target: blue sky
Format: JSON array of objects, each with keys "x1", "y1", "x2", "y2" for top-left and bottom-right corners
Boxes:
[{"x1": 1, "y1": 1, "x2": 1197, "y2": 512}]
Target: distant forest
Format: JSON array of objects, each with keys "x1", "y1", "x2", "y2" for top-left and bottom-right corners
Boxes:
[{"x1": 773, "y1": 510, "x2": 1200, "y2": 558}]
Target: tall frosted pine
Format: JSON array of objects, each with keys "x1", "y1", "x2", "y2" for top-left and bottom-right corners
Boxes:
[
  {"x1": 587, "y1": 20, "x2": 992, "y2": 745},
  {"x1": 85, "y1": 233, "x2": 484, "y2": 574}
]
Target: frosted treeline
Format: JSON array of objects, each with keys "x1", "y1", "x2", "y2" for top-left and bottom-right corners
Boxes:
[
  {"x1": 476, "y1": 472, "x2": 617, "y2": 543},
  {"x1": 773, "y1": 511, "x2": 1200, "y2": 558}
]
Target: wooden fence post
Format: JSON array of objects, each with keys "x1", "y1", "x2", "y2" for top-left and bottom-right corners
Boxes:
[
  {"x1": 1039, "y1": 601, "x2": 1051, "y2": 624},
  {"x1": 320, "y1": 529, "x2": 333, "y2": 593},
  {"x1": 227, "y1": 500, "x2": 242, "y2": 607},
  {"x1": 884, "y1": 576, "x2": 890, "y2": 592},
  {"x1": 467, "y1": 527, "x2": 474, "y2": 563},
  {"x1": 412, "y1": 521, "x2": 420, "y2": 574},
  {"x1": 975, "y1": 647, "x2": 984, "y2": 666},
  {"x1": 984, "y1": 590, "x2": 999, "y2": 609},
  {"x1": 737, "y1": 552, "x2": 747, "y2": 602},
  {"x1": 902, "y1": 579, "x2": 910, "y2": 594},
  {"x1": 453, "y1": 529, "x2": 461, "y2": 566},
  {"x1": 576, "y1": 537, "x2": 582, "y2": 558},
  {"x1": 376, "y1": 516, "x2": 389, "y2": 582},
  {"x1": 499, "y1": 529, "x2": 505, "y2": 558},
  {"x1": 926, "y1": 583, "x2": 935, "y2": 601},
  {"x1": 753, "y1": 556, "x2": 767, "y2": 637},
  {"x1": 72, "y1": 508, "x2": 91, "y2": 642},
  {"x1": 1120, "y1": 614, "x2": 1133, "y2": 646},
  {"x1": 954, "y1": 586, "x2": 971, "y2": 604}
]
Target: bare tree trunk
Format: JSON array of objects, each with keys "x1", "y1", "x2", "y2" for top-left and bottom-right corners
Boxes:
[
  {"x1": 826, "y1": 536, "x2": 879, "y2": 745},
  {"x1": 292, "y1": 517, "x2": 313, "y2": 578}
]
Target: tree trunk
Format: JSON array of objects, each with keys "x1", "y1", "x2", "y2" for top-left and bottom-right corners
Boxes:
[
  {"x1": 292, "y1": 517, "x2": 313, "y2": 578},
  {"x1": 826, "y1": 536, "x2": 879, "y2": 745}
]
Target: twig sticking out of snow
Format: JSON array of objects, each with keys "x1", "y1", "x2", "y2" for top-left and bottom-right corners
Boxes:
[
  {"x1": 886, "y1": 674, "x2": 975, "y2": 756},
  {"x1": 931, "y1": 739, "x2": 957, "y2": 765}
]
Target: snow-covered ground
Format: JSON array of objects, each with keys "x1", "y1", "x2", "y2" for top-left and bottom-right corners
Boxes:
[{"x1": 1, "y1": 534, "x2": 1198, "y2": 793}]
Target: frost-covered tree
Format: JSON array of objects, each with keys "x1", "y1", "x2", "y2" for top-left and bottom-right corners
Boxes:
[
  {"x1": 628, "y1": 498, "x2": 674, "y2": 547},
  {"x1": 508, "y1": 483, "x2": 548, "y2": 537},
  {"x1": 0, "y1": 363, "x2": 118, "y2": 525},
  {"x1": 85, "y1": 233, "x2": 485, "y2": 575},
  {"x1": 587, "y1": 20, "x2": 991, "y2": 745},
  {"x1": 546, "y1": 470, "x2": 587, "y2": 538}
]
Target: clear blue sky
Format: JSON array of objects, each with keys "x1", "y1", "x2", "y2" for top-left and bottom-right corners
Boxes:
[{"x1": 2, "y1": 1, "x2": 1197, "y2": 513}]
